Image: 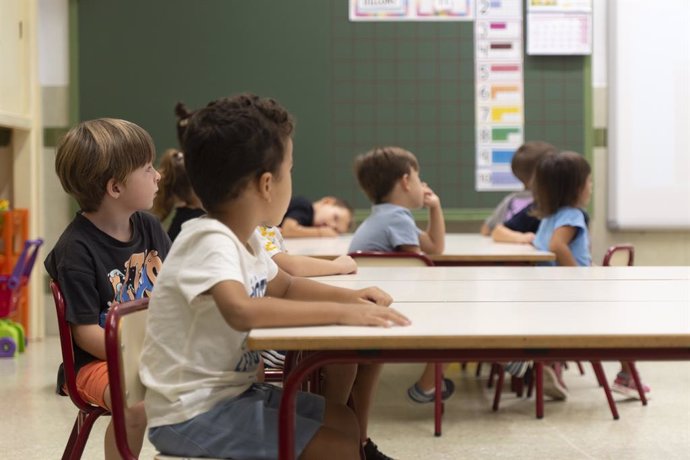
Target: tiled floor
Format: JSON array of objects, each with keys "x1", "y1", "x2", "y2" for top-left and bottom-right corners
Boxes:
[{"x1": 2, "y1": 337, "x2": 689, "y2": 459}]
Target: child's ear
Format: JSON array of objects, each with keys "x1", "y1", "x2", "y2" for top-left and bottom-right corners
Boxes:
[
  {"x1": 400, "y1": 173, "x2": 411, "y2": 191},
  {"x1": 258, "y1": 172, "x2": 273, "y2": 202},
  {"x1": 106, "y1": 178, "x2": 122, "y2": 199}
]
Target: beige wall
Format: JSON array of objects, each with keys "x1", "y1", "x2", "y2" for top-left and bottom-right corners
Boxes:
[{"x1": 590, "y1": 87, "x2": 690, "y2": 266}]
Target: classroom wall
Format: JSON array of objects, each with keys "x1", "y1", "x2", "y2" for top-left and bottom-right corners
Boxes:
[
  {"x1": 38, "y1": 0, "x2": 71, "y2": 336},
  {"x1": 33, "y1": 0, "x2": 690, "y2": 339},
  {"x1": 588, "y1": 1, "x2": 690, "y2": 265}
]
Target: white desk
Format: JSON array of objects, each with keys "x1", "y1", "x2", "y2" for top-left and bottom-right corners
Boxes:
[
  {"x1": 247, "y1": 267, "x2": 690, "y2": 459},
  {"x1": 314, "y1": 265, "x2": 690, "y2": 282},
  {"x1": 313, "y1": 279, "x2": 690, "y2": 303},
  {"x1": 284, "y1": 233, "x2": 555, "y2": 265}
]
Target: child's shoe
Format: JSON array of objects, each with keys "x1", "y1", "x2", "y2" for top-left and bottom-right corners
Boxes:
[
  {"x1": 543, "y1": 365, "x2": 568, "y2": 400},
  {"x1": 363, "y1": 438, "x2": 394, "y2": 460},
  {"x1": 407, "y1": 377, "x2": 455, "y2": 403},
  {"x1": 504, "y1": 361, "x2": 531, "y2": 378},
  {"x1": 612, "y1": 372, "x2": 651, "y2": 400}
]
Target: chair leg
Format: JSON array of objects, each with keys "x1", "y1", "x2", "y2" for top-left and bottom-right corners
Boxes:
[
  {"x1": 460, "y1": 362, "x2": 467, "y2": 371},
  {"x1": 434, "y1": 363, "x2": 443, "y2": 437},
  {"x1": 526, "y1": 367, "x2": 534, "y2": 398},
  {"x1": 64, "y1": 409, "x2": 105, "y2": 460},
  {"x1": 627, "y1": 362, "x2": 648, "y2": 406},
  {"x1": 487, "y1": 363, "x2": 498, "y2": 389},
  {"x1": 514, "y1": 376, "x2": 524, "y2": 397},
  {"x1": 576, "y1": 361, "x2": 586, "y2": 375},
  {"x1": 535, "y1": 362, "x2": 544, "y2": 419},
  {"x1": 492, "y1": 366, "x2": 505, "y2": 411},
  {"x1": 591, "y1": 362, "x2": 620, "y2": 420},
  {"x1": 475, "y1": 362, "x2": 482, "y2": 377}
]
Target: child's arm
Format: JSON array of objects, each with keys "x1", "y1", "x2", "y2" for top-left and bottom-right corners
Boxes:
[
  {"x1": 268, "y1": 269, "x2": 391, "y2": 305},
  {"x1": 71, "y1": 324, "x2": 107, "y2": 360},
  {"x1": 491, "y1": 224, "x2": 535, "y2": 244},
  {"x1": 548, "y1": 226, "x2": 579, "y2": 266},
  {"x1": 281, "y1": 218, "x2": 339, "y2": 238},
  {"x1": 210, "y1": 274, "x2": 408, "y2": 332},
  {"x1": 418, "y1": 184, "x2": 445, "y2": 255},
  {"x1": 272, "y1": 253, "x2": 357, "y2": 277}
]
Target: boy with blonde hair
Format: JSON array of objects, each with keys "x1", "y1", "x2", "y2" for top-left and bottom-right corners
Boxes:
[{"x1": 45, "y1": 118, "x2": 171, "y2": 459}]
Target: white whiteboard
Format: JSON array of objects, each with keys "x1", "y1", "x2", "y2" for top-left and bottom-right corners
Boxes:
[{"x1": 608, "y1": 0, "x2": 690, "y2": 230}]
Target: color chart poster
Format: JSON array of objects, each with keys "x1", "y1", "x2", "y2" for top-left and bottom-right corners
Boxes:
[
  {"x1": 474, "y1": 0, "x2": 525, "y2": 191},
  {"x1": 350, "y1": 0, "x2": 474, "y2": 21}
]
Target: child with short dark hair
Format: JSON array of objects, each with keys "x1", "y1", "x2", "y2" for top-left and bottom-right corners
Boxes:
[
  {"x1": 151, "y1": 148, "x2": 204, "y2": 241},
  {"x1": 349, "y1": 146, "x2": 449, "y2": 404},
  {"x1": 45, "y1": 118, "x2": 171, "y2": 459},
  {"x1": 281, "y1": 196, "x2": 354, "y2": 237},
  {"x1": 139, "y1": 94, "x2": 409, "y2": 460},
  {"x1": 481, "y1": 141, "x2": 557, "y2": 237}
]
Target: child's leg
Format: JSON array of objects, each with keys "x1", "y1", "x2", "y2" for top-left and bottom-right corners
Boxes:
[
  {"x1": 103, "y1": 385, "x2": 146, "y2": 460},
  {"x1": 350, "y1": 363, "x2": 382, "y2": 443},
  {"x1": 300, "y1": 400, "x2": 360, "y2": 460},
  {"x1": 321, "y1": 363, "x2": 358, "y2": 404}
]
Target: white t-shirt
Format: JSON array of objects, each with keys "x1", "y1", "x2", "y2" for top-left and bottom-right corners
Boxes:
[{"x1": 140, "y1": 217, "x2": 278, "y2": 427}]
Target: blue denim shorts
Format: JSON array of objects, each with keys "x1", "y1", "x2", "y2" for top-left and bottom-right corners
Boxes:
[{"x1": 149, "y1": 383, "x2": 325, "y2": 460}]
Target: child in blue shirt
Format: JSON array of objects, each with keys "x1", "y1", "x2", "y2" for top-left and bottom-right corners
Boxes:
[
  {"x1": 532, "y1": 150, "x2": 650, "y2": 399},
  {"x1": 349, "y1": 146, "x2": 450, "y2": 404}
]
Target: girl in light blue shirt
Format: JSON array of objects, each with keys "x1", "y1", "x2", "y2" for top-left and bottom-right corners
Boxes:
[
  {"x1": 532, "y1": 151, "x2": 650, "y2": 400},
  {"x1": 532, "y1": 151, "x2": 592, "y2": 267}
]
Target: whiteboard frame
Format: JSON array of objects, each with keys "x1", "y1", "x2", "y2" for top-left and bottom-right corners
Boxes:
[{"x1": 607, "y1": 0, "x2": 690, "y2": 230}]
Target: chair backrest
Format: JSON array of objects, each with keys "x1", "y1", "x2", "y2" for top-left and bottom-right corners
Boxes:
[
  {"x1": 602, "y1": 244, "x2": 635, "y2": 266},
  {"x1": 105, "y1": 298, "x2": 149, "y2": 460},
  {"x1": 50, "y1": 281, "x2": 99, "y2": 411},
  {"x1": 348, "y1": 251, "x2": 434, "y2": 267}
]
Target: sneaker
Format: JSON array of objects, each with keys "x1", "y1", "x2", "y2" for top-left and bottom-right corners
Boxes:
[
  {"x1": 542, "y1": 365, "x2": 568, "y2": 400},
  {"x1": 612, "y1": 372, "x2": 651, "y2": 400},
  {"x1": 363, "y1": 438, "x2": 394, "y2": 460},
  {"x1": 504, "y1": 361, "x2": 532, "y2": 378},
  {"x1": 406, "y1": 378, "x2": 455, "y2": 403}
]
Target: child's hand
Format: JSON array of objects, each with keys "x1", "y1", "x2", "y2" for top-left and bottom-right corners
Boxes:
[
  {"x1": 519, "y1": 232, "x2": 536, "y2": 244},
  {"x1": 318, "y1": 226, "x2": 339, "y2": 237},
  {"x1": 422, "y1": 183, "x2": 441, "y2": 209},
  {"x1": 339, "y1": 303, "x2": 411, "y2": 328},
  {"x1": 333, "y1": 255, "x2": 358, "y2": 274},
  {"x1": 354, "y1": 287, "x2": 393, "y2": 306}
]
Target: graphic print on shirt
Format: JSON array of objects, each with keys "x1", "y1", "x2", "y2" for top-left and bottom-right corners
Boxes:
[
  {"x1": 102, "y1": 250, "x2": 163, "y2": 327},
  {"x1": 234, "y1": 274, "x2": 268, "y2": 373}
]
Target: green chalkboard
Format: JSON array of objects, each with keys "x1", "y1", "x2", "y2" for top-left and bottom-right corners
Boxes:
[{"x1": 77, "y1": 0, "x2": 588, "y2": 216}]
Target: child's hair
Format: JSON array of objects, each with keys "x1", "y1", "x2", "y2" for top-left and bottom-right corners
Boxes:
[
  {"x1": 330, "y1": 197, "x2": 354, "y2": 217},
  {"x1": 511, "y1": 141, "x2": 557, "y2": 186},
  {"x1": 174, "y1": 102, "x2": 194, "y2": 147},
  {"x1": 182, "y1": 93, "x2": 295, "y2": 213},
  {"x1": 532, "y1": 150, "x2": 591, "y2": 218},
  {"x1": 151, "y1": 149, "x2": 197, "y2": 221},
  {"x1": 55, "y1": 118, "x2": 156, "y2": 212},
  {"x1": 354, "y1": 146, "x2": 419, "y2": 204}
]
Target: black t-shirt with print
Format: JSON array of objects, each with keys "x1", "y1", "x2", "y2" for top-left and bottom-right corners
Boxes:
[
  {"x1": 167, "y1": 206, "x2": 205, "y2": 241},
  {"x1": 281, "y1": 196, "x2": 314, "y2": 227},
  {"x1": 45, "y1": 211, "x2": 171, "y2": 373}
]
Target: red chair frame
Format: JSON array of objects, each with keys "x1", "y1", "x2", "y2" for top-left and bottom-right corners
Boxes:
[
  {"x1": 50, "y1": 281, "x2": 110, "y2": 460},
  {"x1": 349, "y1": 251, "x2": 446, "y2": 436},
  {"x1": 105, "y1": 298, "x2": 149, "y2": 460}
]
